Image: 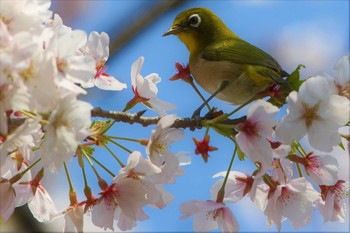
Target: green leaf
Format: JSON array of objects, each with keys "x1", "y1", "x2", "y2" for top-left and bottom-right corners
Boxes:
[{"x1": 286, "y1": 64, "x2": 305, "y2": 91}]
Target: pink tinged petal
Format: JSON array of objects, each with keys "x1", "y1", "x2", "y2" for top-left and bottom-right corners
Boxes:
[
  {"x1": 192, "y1": 210, "x2": 218, "y2": 232},
  {"x1": 114, "y1": 208, "x2": 136, "y2": 231},
  {"x1": 334, "y1": 54, "x2": 349, "y2": 85},
  {"x1": 236, "y1": 131, "x2": 273, "y2": 168},
  {"x1": 0, "y1": 181, "x2": 16, "y2": 221},
  {"x1": 217, "y1": 207, "x2": 239, "y2": 233},
  {"x1": 247, "y1": 100, "x2": 279, "y2": 136},
  {"x1": 308, "y1": 120, "x2": 341, "y2": 152},
  {"x1": 94, "y1": 74, "x2": 127, "y2": 91},
  {"x1": 65, "y1": 55, "x2": 96, "y2": 84},
  {"x1": 137, "y1": 76, "x2": 158, "y2": 98},
  {"x1": 91, "y1": 198, "x2": 116, "y2": 231},
  {"x1": 124, "y1": 151, "x2": 161, "y2": 176},
  {"x1": 318, "y1": 191, "x2": 336, "y2": 222},
  {"x1": 27, "y1": 186, "x2": 57, "y2": 223},
  {"x1": 131, "y1": 57, "x2": 144, "y2": 87},
  {"x1": 211, "y1": 171, "x2": 248, "y2": 203},
  {"x1": 264, "y1": 186, "x2": 284, "y2": 231},
  {"x1": 112, "y1": 177, "x2": 148, "y2": 221},
  {"x1": 145, "y1": 73, "x2": 161, "y2": 85},
  {"x1": 299, "y1": 76, "x2": 331, "y2": 105},
  {"x1": 64, "y1": 206, "x2": 84, "y2": 233},
  {"x1": 318, "y1": 181, "x2": 348, "y2": 223},
  {"x1": 157, "y1": 114, "x2": 177, "y2": 129},
  {"x1": 306, "y1": 154, "x2": 339, "y2": 185},
  {"x1": 327, "y1": 95, "x2": 350, "y2": 125},
  {"x1": 86, "y1": 31, "x2": 110, "y2": 61},
  {"x1": 13, "y1": 183, "x2": 32, "y2": 207},
  {"x1": 180, "y1": 200, "x2": 236, "y2": 233},
  {"x1": 57, "y1": 30, "x2": 87, "y2": 58},
  {"x1": 278, "y1": 178, "x2": 320, "y2": 228}
]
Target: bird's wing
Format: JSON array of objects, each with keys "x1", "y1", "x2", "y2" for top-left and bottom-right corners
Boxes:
[
  {"x1": 202, "y1": 39, "x2": 290, "y2": 87},
  {"x1": 202, "y1": 39, "x2": 282, "y2": 72}
]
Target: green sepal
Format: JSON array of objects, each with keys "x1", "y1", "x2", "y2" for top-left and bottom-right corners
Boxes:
[
  {"x1": 91, "y1": 119, "x2": 112, "y2": 136},
  {"x1": 81, "y1": 146, "x2": 95, "y2": 157},
  {"x1": 338, "y1": 141, "x2": 345, "y2": 150},
  {"x1": 237, "y1": 144, "x2": 245, "y2": 161},
  {"x1": 211, "y1": 124, "x2": 235, "y2": 138},
  {"x1": 286, "y1": 64, "x2": 305, "y2": 91}
]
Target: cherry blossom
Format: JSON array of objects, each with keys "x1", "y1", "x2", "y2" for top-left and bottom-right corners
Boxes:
[
  {"x1": 63, "y1": 205, "x2": 84, "y2": 233},
  {"x1": 0, "y1": 118, "x2": 41, "y2": 163},
  {"x1": 92, "y1": 176, "x2": 149, "y2": 231},
  {"x1": 276, "y1": 76, "x2": 350, "y2": 152},
  {"x1": 210, "y1": 171, "x2": 253, "y2": 203},
  {"x1": 18, "y1": 51, "x2": 58, "y2": 112},
  {"x1": 80, "y1": 31, "x2": 127, "y2": 91},
  {"x1": 0, "y1": 0, "x2": 52, "y2": 35},
  {"x1": 264, "y1": 177, "x2": 320, "y2": 231},
  {"x1": 146, "y1": 114, "x2": 185, "y2": 167},
  {"x1": 14, "y1": 169, "x2": 57, "y2": 223},
  {"x1": 318, "y1": 180, "x2": 349, "y2": 223},
  {"x1": 124, "y1": 56, "x2": 176, "y2": 114},
  {"x1": 0, "y1": 79, "x2": 30, "y2": 135},
  {"x1": 304, "y1": 153, "x2": 339, "y2": 185},
  {"x1": 118, "y1": 151, "x2": 174, "y2": 208},
  {"x1": 45, "y1": 28, "x2": 95, "y2": 92},
  {"x1": 40, "y1": 95, "x2": 92, "y2": 172},
  {"x1": 0, "y1": 179, "x2": 16, "y2": 221},
  {"x1": 0, "y1": 153, "x2": 33, "y2": 221},
  {"x1": 180, "y1": 200, "x2": 239, "y2": 233},
  {"x1": 326, "y1": 53, "x2": 349, "y2": 98},
  {"x1": 236, "y1": 100, "x2": 279, "y2": 169}
]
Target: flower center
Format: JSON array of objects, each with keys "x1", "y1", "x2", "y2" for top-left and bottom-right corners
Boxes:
[{"x1": 302, "y1": 103, "x2": 320, "y2": 128}]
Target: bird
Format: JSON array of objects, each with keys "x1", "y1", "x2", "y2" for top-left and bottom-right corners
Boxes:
[{"x1": 163, "y1": 7, "x2": 290, "y2": 106}]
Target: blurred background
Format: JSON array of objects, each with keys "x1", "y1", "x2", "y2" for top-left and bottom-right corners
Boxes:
[{"x1": 2, "y1": 0, "x2": 349, "y2": 232}]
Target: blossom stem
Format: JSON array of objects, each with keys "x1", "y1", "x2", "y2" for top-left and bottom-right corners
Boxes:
[
  {"x1": 216, "y1": 145, "x2": 237, "y2": 203},
  {"x1": 296, "y1": 163, "x2": 304, "y2": 177},
  {"x1": 19, "y1": 110, "x2": 48, "y2": 125},
  {"x1": 106, "y1": 137, "x2": 132, "y2": 154},
  {"x1": 106, "y1": 135, "x2": 141, "y2": 143},
  {"x1": 293, "y1": 140, "x2": 307, "y2": 157},
  {"x1": 101, "y1": 142, "x2": 125, "y2": 167},
  {"x1": 188, "y1": 80, "x2": 211, "y2": 111},
  {"x1": 77, "y1": 151, "x2": 89, "y2": 188},
  {"x1": 63, "y1": 162, "x2": 74, "y2": 192},
  {"x1": 226, "y1": 96, "x2": 256, "y2": 119},
  {"x1": 19, "y1": 110, "x2": 37, "y2": 119},
  {"x1": 205, "y1": 126, "x2": 210, "y2": 135},
  {"x1": 85, "y1": 152, "x2": 115, "y2": 177},
  {"x1": 100, "y1": 120, "x2": 117, "y2": 135},
  {"x1": 9, "y1": 158, "x2": 41, "y2": 184}
]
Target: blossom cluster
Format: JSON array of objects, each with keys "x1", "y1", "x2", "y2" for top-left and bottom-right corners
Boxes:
[
  {"x1": 201, "y1": 55, "x2": 349, "y2": 231},
  {"x1": 0, "y1": 0, "x2": 186, "y2": 231},
  {"x1": 0, "y1": 0, "x2": 349, "y2": 232}
]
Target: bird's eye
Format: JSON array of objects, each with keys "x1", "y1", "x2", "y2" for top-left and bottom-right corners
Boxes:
[{"x1": 188, "y1": 14, "x2": 201, "y2": 27}]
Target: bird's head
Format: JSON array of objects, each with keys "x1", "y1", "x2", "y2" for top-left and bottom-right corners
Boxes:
[{"x1": 163, "y1": 8, "x2": 235, "y2": 54}]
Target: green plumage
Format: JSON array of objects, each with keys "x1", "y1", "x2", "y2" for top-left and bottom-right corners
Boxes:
[{"x1": 163, "y1": 7, "x2": 289, "y2": 104}]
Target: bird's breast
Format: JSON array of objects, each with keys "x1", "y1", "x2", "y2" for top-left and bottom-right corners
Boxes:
[{"x1": 190, "y1": 57, "x2": 267, "y2": 105}]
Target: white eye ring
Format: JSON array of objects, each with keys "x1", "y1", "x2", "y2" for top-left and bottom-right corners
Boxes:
[{"x1": 188, "y1": 14, "x2": 201, "y2": 27}]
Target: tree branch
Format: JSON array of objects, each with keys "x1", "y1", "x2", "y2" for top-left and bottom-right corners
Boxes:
[
  {"x1": 91, "y1": 107, "x2": 202, "y2": 130},
  {"x1": 8, "y1": 107, "x2": 247, "y2": 132}
]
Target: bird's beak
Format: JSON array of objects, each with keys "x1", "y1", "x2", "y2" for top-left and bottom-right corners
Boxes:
[{"x1": 162, "y1": 25, "x2": 183, "y2": 37}]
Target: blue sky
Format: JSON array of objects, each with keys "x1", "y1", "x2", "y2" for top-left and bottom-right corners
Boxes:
[{"x1": 45, "y1": 1, "x2": 349, "y2": 232}]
